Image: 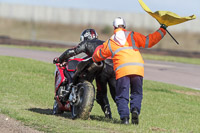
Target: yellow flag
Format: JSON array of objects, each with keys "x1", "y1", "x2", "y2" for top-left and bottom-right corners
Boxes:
[{"x1": 138, "y1": 0, "x2": 196, "y2": 26}]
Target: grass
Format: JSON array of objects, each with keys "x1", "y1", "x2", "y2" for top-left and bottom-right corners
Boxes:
[
  {"x1": 0, "y1": 44, "x2": 67, "y2": 52},
  {"x1": 142, "y1": 53, "x2": 200, "y2": 65},
  {"x1": 0, "y1": 56, "x2": 200, "y2": 133}
]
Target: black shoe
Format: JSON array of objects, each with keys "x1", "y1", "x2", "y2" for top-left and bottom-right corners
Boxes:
[
  {"x1": 104, "y1": 105, "x2": 112, "y2": 119},
  {"x1": 132, "y1": 108, "x2": 139, "y2": 125},
  {"x1": 121, "y1": 117, "x2": 129, "y2": 125}
]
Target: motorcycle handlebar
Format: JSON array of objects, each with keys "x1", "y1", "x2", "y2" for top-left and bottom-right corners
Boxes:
[{"x1": 56, "y1": 62, "x2": 67, "y2": 67}]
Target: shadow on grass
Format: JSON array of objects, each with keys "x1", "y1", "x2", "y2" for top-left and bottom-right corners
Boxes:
[
  {"x1": 28, "y1": 108, "x2": 121, "y2": 123},
  {"x1": 90, "y1": 115, "x2": 121, "y2": 124},
  {"x1": 27, "y1": 108, "x2": 72, "y2": 118}
]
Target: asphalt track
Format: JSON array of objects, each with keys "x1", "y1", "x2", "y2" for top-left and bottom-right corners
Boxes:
[{"x1": 0, "y1": 47, "x2": 200, "y2": 90}]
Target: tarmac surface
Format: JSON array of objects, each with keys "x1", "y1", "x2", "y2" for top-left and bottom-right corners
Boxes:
[{"x1": 0, "y1": 46, "x2": 200, "y2": 90}]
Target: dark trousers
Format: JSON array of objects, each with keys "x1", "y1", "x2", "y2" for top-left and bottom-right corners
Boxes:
[
  {"x1": 115, "y1": 75, "x2": 143, "y2": 119},
  {"x1": 95, "y1": 63, "x2": 116, "y2": 110}
]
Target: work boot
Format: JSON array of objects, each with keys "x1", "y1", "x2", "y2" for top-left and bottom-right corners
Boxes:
[
  {"x1": 121, "y1": 117, "x2": 129, "y2": 125},
  {"x1": 132, "y1": 108, "x2": 139, "y2": 125},
  {"x1": 104, "y1": 105, "x2": 112, "y2": 119}
]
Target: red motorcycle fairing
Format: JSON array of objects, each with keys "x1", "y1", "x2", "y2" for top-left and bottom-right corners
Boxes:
[
  {"x1": 54, "y1": 58, "x2": 85, "y2": 113},
  {"x1": 55, "y1": 95, "x2": 71, "y2": 112},
  {"x1": 54, "y1": 58, "x2": 84, "y2": 92},
  {"x1": 55, "y1": 64, "x2": 65, "y2": 92}
]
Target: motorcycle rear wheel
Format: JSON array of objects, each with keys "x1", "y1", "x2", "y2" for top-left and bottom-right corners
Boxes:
[{"x1": 71, "y1": 81, "x2": 95, "y2": 120}]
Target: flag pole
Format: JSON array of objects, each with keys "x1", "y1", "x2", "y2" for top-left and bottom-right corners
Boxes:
[{"x1": 165, "y1": 29, "x2": 179, "y2": 45}]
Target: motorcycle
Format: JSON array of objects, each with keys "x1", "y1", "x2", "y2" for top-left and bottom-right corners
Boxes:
[{"x1": 53, "y1": 57, "x2": 103, "y2": 119}]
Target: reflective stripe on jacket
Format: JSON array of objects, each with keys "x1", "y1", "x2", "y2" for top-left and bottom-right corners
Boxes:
[{"x1": 92, "y1": 28, "x2": 166, "y2": 79}]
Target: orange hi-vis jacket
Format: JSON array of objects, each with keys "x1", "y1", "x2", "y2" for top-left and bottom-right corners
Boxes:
[{"x1": 92, "y1": 28, "x2": 166, "y2": 79}]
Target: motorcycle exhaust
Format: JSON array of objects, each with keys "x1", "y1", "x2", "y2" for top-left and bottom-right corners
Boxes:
[{"x1": 87, "y1": 61, "x2": 104, "y2": 72}]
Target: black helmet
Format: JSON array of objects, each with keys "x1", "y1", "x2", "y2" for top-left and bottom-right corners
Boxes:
[{"x1": 80, "y1": 29, "x2": 98, "y2": 42}]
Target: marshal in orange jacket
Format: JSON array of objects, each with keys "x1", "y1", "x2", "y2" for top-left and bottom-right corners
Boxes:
[{"x1": 92, "y1": 28, "x2": 166, "y2": 79}]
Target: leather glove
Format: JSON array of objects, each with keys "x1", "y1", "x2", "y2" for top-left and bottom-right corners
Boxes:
[
  {"x1": 53, "y1": 57, "x2": 60, "y2": 64},
  {"x1": 160, "y1": 24, "x2": 167, "y2": 30}
]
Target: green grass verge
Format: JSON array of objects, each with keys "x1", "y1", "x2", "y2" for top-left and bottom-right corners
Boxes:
[
  {"x1": 0, "y1": 56, "x2": 200, "y2": 133},
  {"x1": 142, "y1": 54, "x2": 200, "y2": 65},
  {"x1": 0, "y1": 44, "x2": 66, "y2": 52},
  {"x1": 1, "y1": 44, "x2": 200, "y2": 65}
]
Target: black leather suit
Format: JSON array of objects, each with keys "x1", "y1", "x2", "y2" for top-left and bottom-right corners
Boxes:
[{"x1": 58, "y1": 39, "x2": 116, "y2": 115}]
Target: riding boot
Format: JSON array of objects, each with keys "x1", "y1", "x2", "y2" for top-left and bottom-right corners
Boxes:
[
  {"x1": 103, "y1": 104, "x2": 112, "y2": 119},
  {"x1": 97, "y1": 97, "x2": 112, "y2": 119}
]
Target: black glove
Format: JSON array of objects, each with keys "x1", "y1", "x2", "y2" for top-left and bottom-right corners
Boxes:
[
  {"x1": 160, "y1": 24, "x2": 167, "y2": 30},
  {"x1": 53, "y1": 57, "x2": 60, "y2": 64}
]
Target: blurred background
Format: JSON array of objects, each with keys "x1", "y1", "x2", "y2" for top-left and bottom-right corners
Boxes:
[{"x1": 0, "y1": 0, "x2": 199, "y2": 54}]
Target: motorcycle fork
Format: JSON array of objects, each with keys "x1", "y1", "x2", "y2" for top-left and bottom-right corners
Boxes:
[{"x1": 68, "y1": 86, "x2": 77, "y2": 104}]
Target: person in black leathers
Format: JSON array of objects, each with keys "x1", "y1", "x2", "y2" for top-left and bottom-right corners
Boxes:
[{"x1": 53, "y1": 29, "x2": 116, "y2": 119}]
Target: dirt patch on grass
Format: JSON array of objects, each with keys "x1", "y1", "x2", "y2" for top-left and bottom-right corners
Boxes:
[
  {"x1": 0, "y1": 114, "x2": 43, "y2": 133},
  {"x1": 150, "y1": 127, "x2": 166, "y2": 132},
  {"x1": 172, "y1": 90, "x2": 200, "y2": 96}
]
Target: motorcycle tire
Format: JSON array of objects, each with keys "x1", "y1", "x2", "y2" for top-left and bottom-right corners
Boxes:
[{"x1": 71, "y1": 80, "x2": 95, "y2": 120}]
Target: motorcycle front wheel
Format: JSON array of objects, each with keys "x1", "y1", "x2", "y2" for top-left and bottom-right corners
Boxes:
[{"x1": 71, "y1": 80, "x2": 95, "y2": 120}]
